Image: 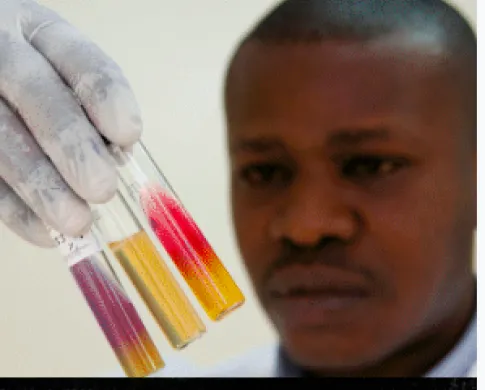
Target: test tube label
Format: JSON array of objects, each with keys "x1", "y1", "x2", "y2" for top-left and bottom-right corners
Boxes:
[{"x1": 50, "y1": 231, "x2": 102, "y2": 267}]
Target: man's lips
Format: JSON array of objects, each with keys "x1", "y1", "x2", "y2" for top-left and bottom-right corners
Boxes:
[
  {"x1": 265, "y1": 263, "x2": 372, "y2": 298},
  {"x1": 264, "y1": 263, "x2": 373, "y2": 327}
]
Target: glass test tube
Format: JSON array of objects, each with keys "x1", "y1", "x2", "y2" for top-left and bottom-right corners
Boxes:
[
  {"x1": 48, "y1": 227, "x2": 164, "y2": 378},
  {"x1": 110, "y1": 141, "x2": 245, "y2": 321},
  {"x1": 91, "y1": 192, "x2": 206, "y2": 349}
]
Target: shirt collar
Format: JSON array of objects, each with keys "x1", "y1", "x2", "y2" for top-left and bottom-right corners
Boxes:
[
  {"x1": 424, "y1": 310, "x2": 477, "y2": 377},
  {"x1": 276, "y1": 345, "x2": 305, "y2": 377}
]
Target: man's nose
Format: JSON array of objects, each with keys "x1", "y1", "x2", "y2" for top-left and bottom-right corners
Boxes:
[{"x1": 269, "y1": 176, "x2": 359, "y2": 246}]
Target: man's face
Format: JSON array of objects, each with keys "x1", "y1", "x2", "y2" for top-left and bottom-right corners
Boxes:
[{"x1": 226, "y1": 37, "x2": 475, "y2": 372}]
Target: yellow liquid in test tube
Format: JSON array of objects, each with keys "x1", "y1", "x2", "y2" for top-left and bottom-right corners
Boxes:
[{"x1": 108, "y1": 230, "x2": 206, "y2": 349}]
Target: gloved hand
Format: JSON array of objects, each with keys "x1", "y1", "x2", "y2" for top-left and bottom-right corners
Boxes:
[{"x1": 0, "y1": 0, "x2": 142, "y2": 247}]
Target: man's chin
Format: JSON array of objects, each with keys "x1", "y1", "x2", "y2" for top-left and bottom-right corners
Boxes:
[{"x1": 279, "y1": 328, "x2": 389, "y2": 374}]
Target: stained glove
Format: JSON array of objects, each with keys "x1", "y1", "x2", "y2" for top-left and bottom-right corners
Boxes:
[{"x1": 0, "y1": 0, "x2": 142, "y2": 247}]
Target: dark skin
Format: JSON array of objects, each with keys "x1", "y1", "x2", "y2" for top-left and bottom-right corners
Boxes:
[{"x1": 225, "y1": 34, "x2": 476, "y2": 377}]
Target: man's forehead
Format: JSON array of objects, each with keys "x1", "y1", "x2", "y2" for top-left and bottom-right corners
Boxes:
[
  {"x1": 227, "y1": 36, "x2": 449, "y2": 86},
  {"x1": 225, "y1": 37, "x2": 460, "y2": 131}
]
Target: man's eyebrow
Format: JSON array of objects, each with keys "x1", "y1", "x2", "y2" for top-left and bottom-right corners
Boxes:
[
  {"x1": 229, "y1": 137, "x2": 284, "y2": 153},
  {"x1": 230, "y1": 129, "x2": 393, "y2": 154},
  {"x1": 327, "y1": 128, "x2": 391, "y2": 147}
]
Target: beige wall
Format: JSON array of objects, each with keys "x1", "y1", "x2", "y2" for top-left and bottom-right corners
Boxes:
[{"x1": 0, "y1": 0, "x2": 476, "y2": 377}]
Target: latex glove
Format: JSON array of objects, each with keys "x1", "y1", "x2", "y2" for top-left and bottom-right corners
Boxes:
[{"x1": 0, "y1": 0, "x2": 142, "y2": 247}]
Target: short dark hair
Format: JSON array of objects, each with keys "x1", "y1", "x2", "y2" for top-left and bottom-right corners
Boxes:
[
  {"x1": 243, "y1": 0, "x2": 476, "y2": 53},
  {"x1": 225, "y1": 0, "x2": 476, "y2": 143}
]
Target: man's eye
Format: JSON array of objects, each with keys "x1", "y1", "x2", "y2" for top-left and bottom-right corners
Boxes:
[
  {"x1": 239, "y1": 164, "x2": 292, "y2": 187},
  {"x1": 341, "y1": 156, "x2": 407, "y2": 179}
]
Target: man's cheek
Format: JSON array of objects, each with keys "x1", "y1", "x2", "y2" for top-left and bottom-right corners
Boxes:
[
  {"x1": 370, "y1": 218, "x2": 443, "y2": 299},
  {"x1": 366, "y1": 199, "x2": 437, "y2": 247},
  {"x1": 237, "y1": 216, "x2": 271, "y2": 265},
  {"x1": 364, "y1": 205, "x2": 438, "y2": 278},
  {"x1": 234, "y1": 215, "x2": 262, "y2": 253}
]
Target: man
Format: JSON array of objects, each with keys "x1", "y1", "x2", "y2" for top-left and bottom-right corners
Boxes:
[{"x1": 0, "y1": 0, "x2": 476, "y2": 377}]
